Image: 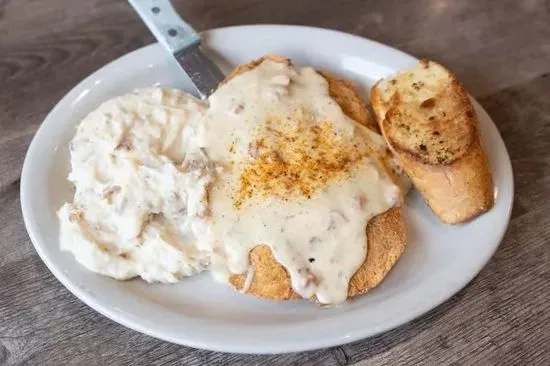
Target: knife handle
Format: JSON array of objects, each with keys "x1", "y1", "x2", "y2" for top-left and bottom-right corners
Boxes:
[{"x1": 128, "y1": 0, "x2": 200, "y2": 54}]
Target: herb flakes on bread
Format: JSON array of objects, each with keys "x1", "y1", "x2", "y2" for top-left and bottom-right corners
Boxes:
[{"x1": 371, "y1": 59, "x2": 494, "y2": 224}]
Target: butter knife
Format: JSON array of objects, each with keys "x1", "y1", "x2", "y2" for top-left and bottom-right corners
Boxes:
[{"x1": 128, "y1": 0, "x2": 225, "y2": 99}]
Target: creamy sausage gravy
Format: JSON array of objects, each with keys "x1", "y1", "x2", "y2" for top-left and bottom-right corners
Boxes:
[
  {"x1": 59, "y1": 59, "x2": 401, "y2": 304},
  {"x1": 200, "y1": 60, "x2": 400, "y2": 303}
]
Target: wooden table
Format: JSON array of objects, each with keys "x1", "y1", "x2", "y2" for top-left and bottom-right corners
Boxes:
[{"x1": 1, "y1": 0, "x2": 549, "y2": 364}]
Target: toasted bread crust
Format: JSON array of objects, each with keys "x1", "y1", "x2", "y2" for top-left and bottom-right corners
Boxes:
[
  {"x1": 224, "y1": 55, "x2": 408, "y2": 301},
  {"x1": 371, "y1": 60, "x2": 494, "y2": 224}
]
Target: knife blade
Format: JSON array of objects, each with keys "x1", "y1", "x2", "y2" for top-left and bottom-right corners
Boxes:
[{"x1": 128, "y1": 0, "x2": 225, "y2": 99}]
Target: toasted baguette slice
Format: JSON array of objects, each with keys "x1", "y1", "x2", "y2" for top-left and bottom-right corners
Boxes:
[
  {"x1": 371, "y1": 59, "x2": 494, "y2": 224},
  {"x1": 224, "y1": 55, "x2": 408, "y2": 301}
]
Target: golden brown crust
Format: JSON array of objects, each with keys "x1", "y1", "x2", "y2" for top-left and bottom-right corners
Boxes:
[
  {"x1": 371, "y1": 60, "x2": 494, "y2": 224},
  {"x1": 372, "y1": 65, "x2": 475, "y2": 166},
  {"x1": 229, "y1": 207, "x2": 407, "y2": 300},
  {"x1": 349, "y1": 206, "x2": 407, "y2": 296},
  {"x1": 228, "y1": 245, "x2": 301, "y2": 301},
  {"x1": 223, "y1": 54, "x2": 291, "y2": 83},
  {"x1": 317, "y1": 71, "x2": 379, "y2": 132},
  {"x1": 224, "y1": 55, "x2": 408, "y2": 302}
]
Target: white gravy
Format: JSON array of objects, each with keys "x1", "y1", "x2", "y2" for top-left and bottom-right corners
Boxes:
[{"x1": 201, "y1": 60, "x2": 400, "y2": 304}]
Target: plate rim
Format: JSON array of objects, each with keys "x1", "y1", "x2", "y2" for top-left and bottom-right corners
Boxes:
[{"x1": 20, "y1": 24, "x2": 515, "y2": 354}]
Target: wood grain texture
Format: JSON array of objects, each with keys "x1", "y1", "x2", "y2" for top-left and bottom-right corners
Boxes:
[{"x1": 1, "y1": 0, "x2": 549, "y2": 364}]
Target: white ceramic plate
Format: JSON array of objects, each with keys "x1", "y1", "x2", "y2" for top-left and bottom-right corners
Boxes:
[{"x1": 21, "y1": 25, "x2": 514, "y2": 354}]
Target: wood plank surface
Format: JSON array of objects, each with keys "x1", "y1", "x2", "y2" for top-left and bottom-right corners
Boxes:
[{"x1": 1, "y1": 0, "x2": 549, "y2": 364}]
